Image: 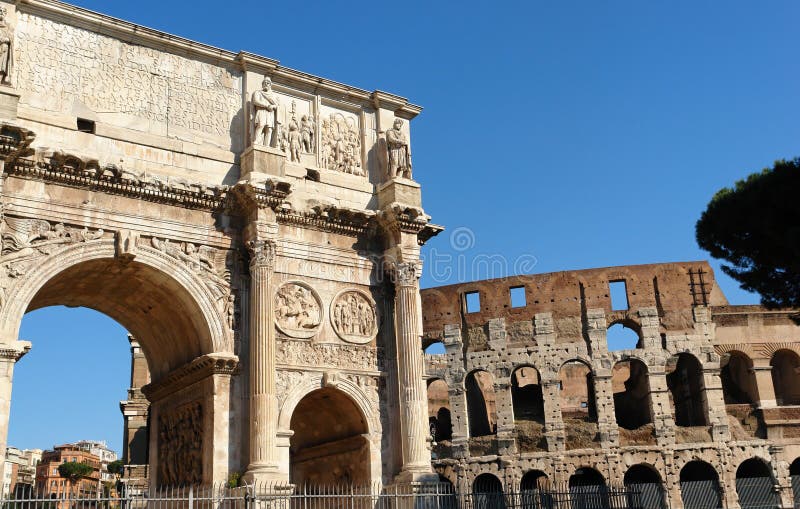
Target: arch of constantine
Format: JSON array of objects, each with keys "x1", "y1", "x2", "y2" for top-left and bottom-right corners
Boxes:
[
  {"x1": 0, "y1": 3, "x2": 799, "y2": 509},
  {"x1": 0, "y1": 0, "x2": 441, "y2": 489}
]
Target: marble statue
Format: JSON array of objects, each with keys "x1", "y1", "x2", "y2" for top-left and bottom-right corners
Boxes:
[
  {"x1": 386, "y1": 118, "x2": 411, "y2": 178},
  {"x1": 0, "y1": 6, "x2": 13, "y2": 85},
  {"x1": 251, "y1": 77, "x2": 280, "y2": 147}
]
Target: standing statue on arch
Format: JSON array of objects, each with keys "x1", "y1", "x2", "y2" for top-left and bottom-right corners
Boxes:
[
  {"x1": 386, "y1": 118, "x2": 412, "y2": 179},
  {"x1": 0, "y1": 6, "x2": 13, "y2": 85},
  {"x1": 251, "y1": 76, "x2": 281, "y2": 147}
]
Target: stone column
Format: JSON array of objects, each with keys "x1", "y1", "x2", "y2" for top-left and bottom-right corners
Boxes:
[
  {"x1": 493, "y1": 379, "x2": 517, "y2": 457},
  {"x1": 593, "y1": 371, "x2": 619, "y2": 447},
  {"x1": 389, "y1": 261, "x2": 434, "y2": 482},
  {"x1": 244, "y1": 239, "x2": 281, "y2": 482},
  {"x1": 0, "y1": 342, "x2": 29, "y2": 492},
  {"x1": 541, "y1": 378, "x2": 565, "y2": 451},
  {"x1": 648, "y1": 368, "x2": 677, "y2": 446}
]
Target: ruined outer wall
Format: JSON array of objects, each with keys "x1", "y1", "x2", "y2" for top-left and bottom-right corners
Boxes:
[{"x1": 422, "y1": 261, "x2": 800, "y2": 509}]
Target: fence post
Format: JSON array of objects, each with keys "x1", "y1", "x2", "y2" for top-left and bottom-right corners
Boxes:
[{"x1": 189, "y1": 486, "x2": 194, "y2": 509}]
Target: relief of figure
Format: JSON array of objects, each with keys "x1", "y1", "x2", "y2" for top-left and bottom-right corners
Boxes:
[
  {"x1": 321, "y1": 113, "x2": 363, "y2": 176},
  {"x1": 275, "y1": 283, "x2": 322, "y2": 337},
  {"x1": 331, "y1": 291, "x2": 377, "y2": 343},
  {"x1": 251, "y1": 77, "x2": 280, "y2": 147},
  {"x1": 300, "y1": 114, "x2": 315, "y2": 153},
  {"x1": 0, "y1": 6, "x2": 12, "y2": 86},
  {"x1": 386, "y1": 118, "x2": 412, "y2": 179},
  {"x1": 287, "y1": 116, "x2": 302, "y2": 163}
]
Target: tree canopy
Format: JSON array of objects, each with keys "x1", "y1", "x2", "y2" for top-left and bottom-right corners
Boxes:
[
  {"x1": 106, "y1": 459, "x2": 124, "y2": 476},
  {"x1": 696, "y1": 158, "x2": 800, "y2": 308},
  {"x1": 58, "y1": 462, "x2": 94, "y2": 484}
]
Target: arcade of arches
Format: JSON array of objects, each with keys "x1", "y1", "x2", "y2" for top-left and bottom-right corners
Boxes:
[{"x1": 422, "y1": 264, "x2": 800, "y2": 508}]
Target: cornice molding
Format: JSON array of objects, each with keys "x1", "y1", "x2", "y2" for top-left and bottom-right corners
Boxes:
[{"x1": 141, "y1": 353, "x2": 239, "y2": 402}]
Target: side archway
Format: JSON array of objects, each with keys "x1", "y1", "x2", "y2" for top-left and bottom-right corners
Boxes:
[
  {"x1": 277, "y1": 373, "x2": 381, "y2": 485},
  {"x1": 679, "y1": 461, "x2": 720, "y2": 509}
]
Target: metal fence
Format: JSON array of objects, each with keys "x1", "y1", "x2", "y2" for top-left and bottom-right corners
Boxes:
[{"x1": 0, "y1": 480, "x2": 785, "y2": 509}]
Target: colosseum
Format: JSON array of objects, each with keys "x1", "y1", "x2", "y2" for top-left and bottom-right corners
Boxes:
[{"x1": 422, "y1": 262, "x2": 800, "y2": 509}]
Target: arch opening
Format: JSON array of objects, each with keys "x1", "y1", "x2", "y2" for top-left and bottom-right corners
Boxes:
[
  {"x1": 607, "y1": 322, "x2": 642, "y2": 351},
  {"x1": 735, "y1": 458, "x2": 778, "y2": 509},
  {"x1": 679, "y1": 461, "x2": 720, "y2": 509},
  {"x1": 667, "y1": 354, "x2": 709, "y2": 435},
  {"x1": 559, "y1": 360, "x2": 599, "y2": 450},
  {"x1": 721, "y1": 352, "x2": 766, "y2": 440},
  {"x1": 612, "y1": 359, "x2": 654, "y2": 443},
  {"x1": 289, "y1": 387, "x2": 370, "y2": 486},
  {"x1": 466, "y1": 370, "x2": 497, "y2": 438},
  {"x1": 511, "y1": 366, "x2": 545, "y2": 452},
  {"x1": 520, "y1": 470, "x2": 549, "y2": 491},
  {"x1": 771, "y1": 350, "x2": 800, "y2": 406},
  {"x1": 472, "y1": 473, "x2": 505, "y2": 509},
  {"x1": 20, "y1": 257, "x2": 219, "y2": 381},
  {"x1": 428, "y1": 379, "x2": 452, "y2": 443},
  {"x1": 624, "y1": 465, "x2": 666, "y2": 509}
]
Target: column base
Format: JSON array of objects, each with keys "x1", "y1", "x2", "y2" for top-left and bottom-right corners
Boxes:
[
  {"x1": 393, "y1": 468, "x2": 439, "y2": 486},
  {"x1": 243, "y1": 463, "x2": 287, "y2": 486}
]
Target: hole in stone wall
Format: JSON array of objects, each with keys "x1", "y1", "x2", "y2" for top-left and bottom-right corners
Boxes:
[
  {"x1": 427, "y1": 379, "x2": 452, "y2": 442},
  {"x1": 510, "y1": 286, "x2": 526, "y2": 308},
  {"x1": 559, "y1": 360, "x2": 599, "y2": 449},
  {"x1": 424, "y1": 341, "x2": 445, "y2": 355},
  {"x1": 465, "y1": 292, "x2": 481, "y2": 314},
  {"x1": 607, "y1": 323, "x2": 641, "y2": 351},
  {"x1": 77, "y1": 118, "x2": 95, "y2": 134},
  {"x1": 667, "y1": 353, "x2": 709, "y2": 427},
  {"x1": 465, "y1": 370, "x2": 496, "y2": 437},
  {"x1": 770, "y1": 350, "x2": 800, "y2": 406},
  {"x1": 612, "y1": 359, "x2": 654, "y2": 432},
  {"x1": 609, "y1": 280, "x2": 629, "y2": 311}
]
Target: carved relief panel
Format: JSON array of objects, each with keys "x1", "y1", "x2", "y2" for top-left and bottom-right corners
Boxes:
[
  {"x1": 330, "y1": 289, "x2": 378, "y2": 344},
  {"x1": 274, "y1": 281, "x2": 323, "y2": 339},
  {"x1": 157, "y1": 401, "x2": 203, "y2": 486},
  {"x1": 320, "y1": 104, "x2": 363, "y2": 176}
]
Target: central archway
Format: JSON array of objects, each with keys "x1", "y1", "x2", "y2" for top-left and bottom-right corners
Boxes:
[
  {"x1": 0, "y1": 240, "x2": 234, "y2": 486},
  {"x1": 289, "y1": 387, "x2": 370, "y2": 486}
]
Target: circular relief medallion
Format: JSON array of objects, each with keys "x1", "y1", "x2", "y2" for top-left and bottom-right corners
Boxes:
[
  {"x1": 330, "y1": 289, "x2": 378, "y2": 344},
  {"x1": 274, "y1": 281, "x2": 323, "y2": 339}
]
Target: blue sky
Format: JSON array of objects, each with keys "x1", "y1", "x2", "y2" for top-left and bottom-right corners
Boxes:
[{"x1": 9, "y1": 1, "x2": 800, "y2": 455}]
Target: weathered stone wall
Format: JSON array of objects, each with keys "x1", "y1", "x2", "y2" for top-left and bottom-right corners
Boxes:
[{"x1": 422, "y1": 262, "x2": 800, "y2": 509}]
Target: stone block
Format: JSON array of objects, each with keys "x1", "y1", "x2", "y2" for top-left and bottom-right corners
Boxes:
[
  {"x1": 377, "y1": 178, "x2": 421, "y2": 208},
  {"x1": 240, "y1": 144, "x2": 286, "y2": 182},
  {"x1": 0, "y1": 87, "x2": 20, "y2": 121}
]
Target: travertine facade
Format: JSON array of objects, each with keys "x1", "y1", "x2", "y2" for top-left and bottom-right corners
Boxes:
[
  {"x1": 421, "y1": 263, "x2": 800, "y2": 508},
  {"x1": 0, "y1": 0, "x2": 441, "y2": 489}
]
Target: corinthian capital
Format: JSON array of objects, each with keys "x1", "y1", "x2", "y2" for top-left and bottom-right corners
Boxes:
[
  {"x1": 247, "y1": 239, "x2": 276, "y2": 270},
  {"x1": 388, "y1": 260, "x2": 422, "y2": 287}
]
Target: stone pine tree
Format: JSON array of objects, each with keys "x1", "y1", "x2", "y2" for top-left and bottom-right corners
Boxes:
[
  {"x1": 57, "y1": 462, "x2": 94, "y2": 499},
  {"x1": 696, "y1": 158, "x2": 800, "y2": 308}
]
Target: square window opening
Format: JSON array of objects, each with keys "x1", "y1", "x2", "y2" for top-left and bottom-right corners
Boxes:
[
  {"x1": 510, "y1": 286, "x2": 526, "y2": 308},
  {"x1": 465, "y1": 291, "x2": 481, "y2": 313},
  {"x1": 609, "y1": 280, "x2": 629, "y2": 311}
]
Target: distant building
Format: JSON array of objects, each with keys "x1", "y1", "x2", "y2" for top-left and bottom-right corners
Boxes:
[
  {"x1": 69, "y1": 441, "x2": 118, "y2": 484},
  {"x1": 35, "y1": 445, "x2": 100, "y2": 498},
  {"x1": 2, "y1": 447, "x2": 41, "y2": 498}
]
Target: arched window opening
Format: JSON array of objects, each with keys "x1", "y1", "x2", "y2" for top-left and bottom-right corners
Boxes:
[
  {"x1": 607, "y1": 323, "x2": 642, "y2": 351},
  {"x1": 12, "y1": 307, "x2": 137, "y2": 498},
  {"x1": 667, "y1": 354, "x2": 709, "y2": 436},
  {"x1": 521, "y1": 470, "x2": 549, "y2": 491},
  {"x1": 428, "y1": 379, "x2": 452, "y2": 443},
  {"x1": 612, "y1": 359, "x2": 654, "y2": 443},
  {"x1": 624, "y1": 465, "x2": 666, "y2": 509},
  {"x1": 473, "y1": 473, "x2": 505, "y2": 509},
  {"x1": 721, "y1": 352, "x2": 765, "y2": 439},
  {"x1": 511, "y1": 366, "x2": 545, "y2": 452},
  {"x1": 771, "y1": 350, "x2": 800, "y2": 406},
  {"x1": 569, "y1": 468, "x2": 608, "y2": 509},
  {"x1": 559, "y1": 361, "x2": 599, "y2": 450},
  {"x1": 736, "y1": 458, "x2": 779, "y2": 509},
  {"x1": 679, "y1": 461, "x2": 720, "y2": 509},
  {"x1": 424, "y1": 340, "x2": 446, "y2": 355},
  {"x1": 466, "y1": 371, "x2": 497, "y2": 438},
  {"x1": 790, "y1": 458, "x2": 800, "y2": 507}
]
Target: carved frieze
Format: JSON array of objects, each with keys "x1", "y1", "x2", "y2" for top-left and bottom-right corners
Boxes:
[
  {"x1": 157, "y1": 401, "x2": 203, "y2": 486},
  {"x1": 321, "y1": 111, "x2": 363, "y2": 176},
  {"x1": 276, "y1": 340, "x2": 381, "y2": 371},
  {"x1": 274, "y1": 281, "x2": 322, "y2": 339},
  {"x1": 331, "y1": 289, "x2": 378, "y2": 344}
]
